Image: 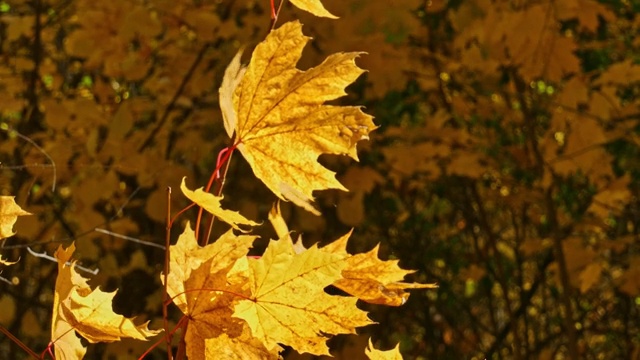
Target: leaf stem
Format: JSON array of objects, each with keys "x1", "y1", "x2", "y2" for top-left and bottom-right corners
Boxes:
[
  {"x1": 163, "y1": 186, "x2": 173, "y2": 360},
  {"x1": 194, "y1": 139, "x2": 238, "y2": 246},
  {"x1": 138, "y1": 316, "x2": 187, "y2": 360},
  {"x1": 169, "y1": 202, "x2": 196, "y2": 228},
  {"x1": 203, "y1": 145, "x2": 236, "y2": 244}
]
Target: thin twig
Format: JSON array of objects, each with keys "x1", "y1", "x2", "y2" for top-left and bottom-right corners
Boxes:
[
  {"x1": 271, "y1": 0, "x2": 287, "y2": 29},
  {"x1": 138, "y1": 43, "x2": 210, "y2": 152},
  {"x1": 26, "y1": 247, "x2": 99, "y2": 275},
  {"x1": 3, "y1": 185, "x2": 143, "y2": 250},
  {"x1": 0, "y1": 325, "x2": 40, "y2": 359},
  {"x1": 113, "y1": 185, "x2": 142, "y2": 217},
  {"x1": 1, "y1": 126, "x2": 57, "y2": 192},
  {"x1": 94, "y1": 228, "x2": 166, "y2": 250},
  {"x1": 194, "y1": 141, "x2": 237, "y2": 245},
  {"x1": 0, "y1": 163, "x2": 55, "y2": 170},
  {"x1": 204, "y1": 145, "x2": 235, "y2": 244}
]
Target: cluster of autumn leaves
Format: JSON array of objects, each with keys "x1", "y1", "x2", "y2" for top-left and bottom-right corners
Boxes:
[{"x1": 0, "y1": 1, "x2": 434, "y2": 359}]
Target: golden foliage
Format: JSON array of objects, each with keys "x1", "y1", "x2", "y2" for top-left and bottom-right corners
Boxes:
[
  {"x1": 233, "y1": 236, "x2": 373, "y2": 355},
  {"x1": 163, "y1": 224, "x2": 278, "y2": 358},
  {"x1": 225, "y1": 21, "x2": 376, "y2": 214},
  {"x1": 8, "y1": 0, "x2": 640, "y2": 358},
  {"x1": 52, "y1": 244, "x2": 160, "y2": 359},
  {"x1": 323, "y1": 234, "x2": 437, "y2": 306},
  {"x1": 268, "y1": 205, "x2": 435, "y2": 307},
  {"x1": 161, "y1": 217, "x2": 421, "y2": 357}
]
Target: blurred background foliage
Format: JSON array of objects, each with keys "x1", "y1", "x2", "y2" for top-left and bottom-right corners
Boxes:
[{"x1": 2, "y1": 0, "x2": 640, "y2": 359}]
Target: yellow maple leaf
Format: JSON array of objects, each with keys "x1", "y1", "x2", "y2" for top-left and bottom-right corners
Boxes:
[
  {"x1": 225, "y1": 21, "x2": 375, "y2": 215},
  {"x1": 366, "y1": 339, "x2": 404, "y2": 360},
  {"x1": 232, "y1": 236, "x2": 373, "y2": 355},
  {"x1": 163, "y1": 223, "x2": 280, "y2": 359},
  {"x1": 290, "y1": 0, "x2": 338, "y2": 18},
  {"x1": 52, "y1": 243, "x2": 160, "y2": 359},
  {"x1": 323, "y1": 233, "x2": 437, "y2": 306},
  {"x1": 181, "y1": 177, "x2": 259, "y2": 231},
  {"x1": 0, "y1": 196, "x2": 29, "y2": 266},
  {"x1": 267, "y1": 206, "x2": 434, "y2": 306},
  {"x1": 0, "y1": 196, "x2": 30, "y2": 239}
]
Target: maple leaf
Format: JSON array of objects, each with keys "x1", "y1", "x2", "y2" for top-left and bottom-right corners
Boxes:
[
  {"x1": 52, "y1": 243, "x2": 160, "y2": 359},
  {"x1": 0, "y1": 196, "x2": 29, "y2": 266},
  {"x1": 0, "y1": 196, "x2": 30, "y2": 239},
  {"x1": 232, "y1": 236, "x2": 373, "y2": 355},
  {"x1": 223, "y1": 21, "x2": 376, "y2": 215},
  {"x1": 366, "y1": 339, "x2": 403, "y2": 360},
  {"x1": 181, "y1": 177, "x2": 259, "y2": 231},
  {"x1": 163, "y1": 223, "x2": 281, "y2": 359},
  {"x1": 267, "y1": 202, "x2": 434, "y2": 305},
  {"x1": 322, "y1": 234, "x2": 437, "y2": 306},
  {"x1": 289, "y1": 0, "x2": 338, "y2": 18}
]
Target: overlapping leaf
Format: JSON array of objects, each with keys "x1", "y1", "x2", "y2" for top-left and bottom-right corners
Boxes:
[
  {"x1": 52, "y1": 243, "x2": 159, "y2": 359},
  {"x1": 268, "y1": 202, "x2": 434, "y2": 306},
  {"x1": 323, "y1": 235, "x2": 437, "y2": 306},
  {"x1": 232, "y1": 236, "x2": 374, "y2": 355},
  {"x1": 163, "y1": 223, "x2": 280, "y2": 359},
  {"x1": 222, "y1": 21, "x2": 376, "y2": 214}
]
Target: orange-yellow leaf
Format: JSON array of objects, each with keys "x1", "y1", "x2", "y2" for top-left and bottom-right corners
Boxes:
[
  {"x1": 52, "y1": 243, "x2": 159, "y2": 359},
  {"x1": 233, "y1": 236, "x2": 373, "y2": 355},
  {"x1": 52, "y1": 244, "x2": 87, "y2": 360},
  {"x1": 0, "y1": 196, "x2": 30, "y2": 239},
  {"x1": 366, "y1": 339, "x2": 403, "y2": 360},
  {"x1": 323, "y1": 233, "x2": 437, "y2": 306},
  {"x1": 181, "y1": 177, "x2": 259, "y2": 231},
  {"x1": 290, "y1": 0, "x2": 338, "y2": 18},
  {"x1": 164, "y1": 223, "x2": 279, "y2": 358},
  {"x1": 165, "y1": 222, "x2": 255, "y2": 314},
  {"x1": 228, "y1": 21, "x2": 375, "y2": 214}
]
